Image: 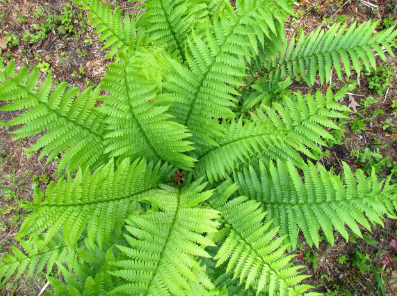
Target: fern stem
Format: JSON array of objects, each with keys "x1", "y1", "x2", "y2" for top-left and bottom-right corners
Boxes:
[
  {"x1": 197, "y1": 130, "x2": 280, "y2": 160},
  {"x1": 259, "y1": 190, "x2": 396, "y2": 206}
]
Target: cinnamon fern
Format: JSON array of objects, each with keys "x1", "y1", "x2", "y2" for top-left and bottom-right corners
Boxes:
[{"x1": 1, "y1": 0, "x2": 397, "y2": 294}]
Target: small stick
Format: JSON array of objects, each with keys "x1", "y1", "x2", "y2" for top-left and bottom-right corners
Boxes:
[
  {"x1": 0, "y1": 224, "x2": 19, "y2": 245},
  {"x1": 383, "y1": 87, "x2": 390, "y2": 103},
  {"x1": 38, "y1": 281, "x2": 50, "y2": 296},
  {"x1": 43, "y1": 3, "x2": 61, "y2": 13},
  {"x1": 329, "y1": 68, "x2": 333, "y2": 85},
  {"x1": 332, "y1": 151, "x2": 344, "y2": 173},
  {"x1": 330, "y1": 0, "x2": 351, "y2": 19}
]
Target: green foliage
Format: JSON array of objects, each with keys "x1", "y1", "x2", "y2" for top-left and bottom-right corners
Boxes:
[
  {"x1": 233, "y1": 160, "x2": 397, "y2": 248},
  {"x1": 1, "y1": 0, "x2": 397, "y2": 295},
  {"x1": 0, "y1": 63, "x2": 109, "y2": 172},
  {"x1": 110, "y1": 179, "x2": 219, "y2": 295},
  {"x1": 366, "y1": 65, "x2": 395, "y2": 96},
  {"x1": 350, "y1": 117, "x2": 366, "y2": 132},
  {"x1": 0, "y1": 234, "x2": 69, "y2": 285},
  {"x1": 351, "y1": 148, "x2": 392, "y2": 174},
  {"x1": 4, "y1": 31, "x2": 19, "y2": 47},
  {"x1": 18, "y1": 158, "x2": 173, "y2": 250},
  {"x1": 248, "y1": 21, "x2": 397, "y2": 87},
  {"x1": 352, "y1": 253, "x2": 372, "y2": 274}
]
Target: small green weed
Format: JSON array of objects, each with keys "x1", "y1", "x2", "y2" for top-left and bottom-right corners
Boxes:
[
  {"x1": 0, "y1": 10, "x2": 5, "y2": 23},
  {"x1": 4, "y1": 31, "x2": 19, "y2": 47},
  {"x1": 383, "y1": 16, "x2": 396, "y2": 29},
  {"x1": 84, "y1": 33, "x2": 93, "y2": 45},
  {"x1": 59, "y1": 3, "x2": 74, "y2": 34},
  {"x1": 366, "y1": 66, "x2": 394, "y2": 96},
  {"x1": 337, "y1": 255, "x2": 348, "y2": 265},
  {"x1": 304, "y1": 251, "x2": 320, "y2": 270},
  {"x1": 383, "y1": 118, "x2": 397, "y2": 131},
  {"x1": 351, "y1": 148, "x2": 392, "y2": 174},
  {"x1": 76, "y1": 48, "x2": 87, "y2": 58},
  {"x1": 352, "y1": 252, "x2": 372, "y2": 274},
  {"x1": 71, "y1": 65, "x2": 86, "y2": 79},
  {"x1": 33, "y1": 7, "x2": 43, "y2": 19},
  {"x1": 361, "y1": 96, "x2": 378, "y2": 107},
  {"x1": 15, "y1": 12, "x2": 26, "y2": 24},
  {"x1": 350, "y1": 117, "x2": 366, "y2": 132}
]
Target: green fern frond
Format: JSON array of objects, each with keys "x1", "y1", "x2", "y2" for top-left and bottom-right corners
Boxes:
[
  {"x1": 261, "y1": 88, "x2": 351, "y2": 159},
  {"x1": 251, "y1": 21, "x2": 397, "y2": 86},
  {"x1": 195, "y1": 115, "x2": 302, "y2": 182},
  {"x1": 234, "y1": 159, "x2": 397, "y2": 249},
  {"x1": 73, "y1": 0, "x2": 137, "y2": 57},
  {"x1": 162, "y1": 0, "x2": 287, "y2": 147},
  {"x1": 196, "y1": 88, "x2": 349, "y2": 182},
  {"x1": 0, "y1": 61, "x2": 108, "y2": 172},
  {"x1": 17, "y1": 158, "x2": 173, "y2": 250},
  {"x1": 0, "y1": 234, "x2": 69, "y2": 285},
  {"x1": 137, "y1": 0, "x2": 211, "y2": 59},
  {"x1": 99, "y1": 51, "x2": 196, "y2": 170},
  {"x1": 212, "y1": 265, "x2": 316, "y2": 296},
  {"x1": 109, "y1": 178, "x2": 220, "y2": 295},
  {"x1": 207, "y1": 181, "x2": 318, "y2": 296},
  {"x1": 46, "y1": 243, "x2": 120, "y2": 295}
]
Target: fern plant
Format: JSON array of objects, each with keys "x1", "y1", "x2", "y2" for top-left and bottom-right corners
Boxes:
[{"x1": 1, "y1": 0, "x2": 397, "y2": 294}]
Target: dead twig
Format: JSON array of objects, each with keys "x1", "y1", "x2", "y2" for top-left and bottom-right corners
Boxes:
[
  {"x1": 0, "y1": 223, "x2": 19, "y2": 245},
  {"x1": 37, "y1": 281, "x2": 50, "y2": 296},
  {"x1": 383, "y1": 87, "x2": 390, "y2": 103}
]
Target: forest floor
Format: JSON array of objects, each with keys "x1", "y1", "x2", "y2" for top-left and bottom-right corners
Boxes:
[{"x1": 0, "y1": 0, "x2": 397, "y2": 295}]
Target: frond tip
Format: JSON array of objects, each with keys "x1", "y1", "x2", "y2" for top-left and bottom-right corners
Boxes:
[{"x1": 73, "y1": 0, "x2": 137, "y2": 57}]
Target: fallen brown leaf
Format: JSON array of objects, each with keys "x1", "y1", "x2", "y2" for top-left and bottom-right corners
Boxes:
[
  {"x1": 0, "y1": 37, "x2": 8, "y2": 50},
  {"x1": 348, "y1": 94, "x2": 361, "y2": 113}
]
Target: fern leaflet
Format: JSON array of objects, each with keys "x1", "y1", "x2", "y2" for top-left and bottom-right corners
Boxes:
[
  {"x1": 0, "y1": 234, "x2": 69, "y2": 285},
  {"x1": 0, "y1": 61, "x2": 108, "y2": 172},
  {"x1": 17, "y1": 158, "x2": 173, "y2": 249}
]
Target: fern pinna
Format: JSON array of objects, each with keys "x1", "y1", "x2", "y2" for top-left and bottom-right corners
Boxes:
[{"x1": 0, "y1": 0, "x2": 397, "y2": 295}]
